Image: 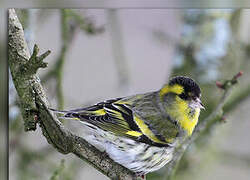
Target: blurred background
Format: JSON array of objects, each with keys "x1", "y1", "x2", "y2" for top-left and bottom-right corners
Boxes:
[{"x1": 9, "y1": 9, "x2": 250, "y2": 180}]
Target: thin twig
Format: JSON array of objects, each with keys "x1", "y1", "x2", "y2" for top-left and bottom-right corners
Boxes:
[
  {"x1": 41, "y1": 10, "x2": 76, "y2": 110},
  {"x1": 41, "y1": 10, "x2": 103, "y2": 109},
  {"x1": 164, "y1": 72, "x2": 243, "y2": 179}
]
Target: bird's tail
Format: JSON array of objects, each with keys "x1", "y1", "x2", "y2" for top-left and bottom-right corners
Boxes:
[{"x1": 49, "y1": 108, "x2": 80, "y2": 120}]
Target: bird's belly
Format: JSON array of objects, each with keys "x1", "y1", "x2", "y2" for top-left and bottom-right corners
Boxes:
[
  {"x1": 104, "y1": 136, "x2": 174, "y2": 175},
  {"x1": 80, "y1": 124, "x2": 174, "y2": 174}
]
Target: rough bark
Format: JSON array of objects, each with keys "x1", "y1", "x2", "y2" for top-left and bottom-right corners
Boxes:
[{"x1": 8, "y1": 8, "x2": 138, "y2": 180}]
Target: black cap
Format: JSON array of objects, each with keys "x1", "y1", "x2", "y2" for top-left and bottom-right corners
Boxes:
[{"x1": 169, "y1": 76, "x2": 201, "y2": 98}]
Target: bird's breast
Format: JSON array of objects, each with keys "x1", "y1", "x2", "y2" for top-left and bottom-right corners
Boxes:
[{"x1": 167, "y1": 96, "x2": 200, "y2": 136}]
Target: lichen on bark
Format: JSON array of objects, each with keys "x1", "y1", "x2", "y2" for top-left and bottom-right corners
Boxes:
[{"x1": 8, "y1": 8, "x2": 139, "y2": 180}]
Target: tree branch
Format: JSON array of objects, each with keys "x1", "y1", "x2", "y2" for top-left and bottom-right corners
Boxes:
[{"x1": 8, "y1": 8, "x2": 139, "y2": 180}]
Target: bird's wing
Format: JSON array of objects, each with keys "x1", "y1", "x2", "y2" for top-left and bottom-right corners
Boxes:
[
  {"x1": 127, "y1": 92, "x2": 180, "y2": 145},
  {"x1": 51, "y1": 96, "x2": 170, "y2": 147},
  {"x1": 52, "y1": 97, "x2": 143, "y2": 141}
]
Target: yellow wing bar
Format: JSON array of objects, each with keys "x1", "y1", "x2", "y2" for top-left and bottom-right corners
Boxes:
[{"x1": 133, "y1": 115, "x2": 167, "y2": 144}]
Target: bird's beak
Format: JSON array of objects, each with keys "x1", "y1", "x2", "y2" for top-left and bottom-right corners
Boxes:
[{"x1": 196, "y1": 98, "x2": 205, "y2": 110}]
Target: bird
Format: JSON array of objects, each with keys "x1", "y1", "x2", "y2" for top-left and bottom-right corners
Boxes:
[{"x1": 50, "y1": 76, "x2": 204, "y2": 176}]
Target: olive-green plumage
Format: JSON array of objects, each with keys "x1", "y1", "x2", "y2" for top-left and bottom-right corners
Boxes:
[{"x1": 51, "y1": 76, "x2": 204, "y2": 175}]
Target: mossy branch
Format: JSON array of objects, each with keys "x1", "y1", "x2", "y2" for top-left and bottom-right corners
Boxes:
[
  {"x1": 8, "y1": 8, "x2": 140, "y2": 180},
  {"x1": 8, "y1": 8, "x2": 50, "y2": 131}
]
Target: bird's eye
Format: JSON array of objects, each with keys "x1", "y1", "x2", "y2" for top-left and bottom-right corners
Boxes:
[
  {"x1": 179, "y1": 93, "x2": 188, "y2": 100},
  {"x1": 188, "y1": 92, "x2": 196, "y2": 98}
]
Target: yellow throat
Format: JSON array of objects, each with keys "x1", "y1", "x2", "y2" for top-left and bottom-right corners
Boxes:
[{"x1": 174, "y1": 96, "x2": 200, "y2": 136}]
